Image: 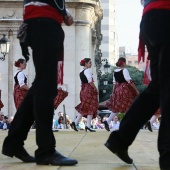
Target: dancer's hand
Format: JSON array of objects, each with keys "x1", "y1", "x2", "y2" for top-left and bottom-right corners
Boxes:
[{"x1": 64, "y1": 10, "x2": 74, "y2": 26}]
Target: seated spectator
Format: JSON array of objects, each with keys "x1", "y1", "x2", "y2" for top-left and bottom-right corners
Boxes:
[
  {"x1": 110, "y1": 115, "x2": 120, "y2": 131},
  {"x1": 96, "y1": 116, "x2": 104, "y2": 129},
  {"x1": 77, "y1": 117, "x2": 85, "y2": 130},
  {"x1": 57, "y1": 116, "x2": 64, "y2": 129},
  {"x1": 54, "y1": 112, "x2": 63, "y2": 129},
  {"x1": 91, "y1": 118, "x2": 98, "y2": 129},
  {"x1": 0, "y1": 112, "x2": 5, "y2": 129},
  {"x1": 65, "y1": 114, "x2": 72, "y2": 129}
]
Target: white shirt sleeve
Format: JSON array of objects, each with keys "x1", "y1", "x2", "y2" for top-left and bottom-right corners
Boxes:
[
  {"x1": 113, "y1": 74, "x2": 116, "y2": 84},
  {"x1": 84, "y1": 69, "x2": 93, "y2": 83},
  {"x1": 123, "y1": 69, "x2": 132, "y2": 83},
  {"x1": 17, "y1": 72, "x2": 26, "y2": 87}
]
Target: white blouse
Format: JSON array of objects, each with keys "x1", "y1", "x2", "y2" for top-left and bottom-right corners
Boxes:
[
  {"x1": 113, "y1": 68, "x2": 132, "y2": 84},
  {"x1": 84, "y1": 68, "x2": 93, "y2": 83},
  {"x1": 14, "y1": 71, "x2": 26, "y2": 87}
]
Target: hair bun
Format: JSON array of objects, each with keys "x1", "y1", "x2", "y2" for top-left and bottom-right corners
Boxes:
[
  {"x1": 118, "y1": 61, "x2": 123, "y2": 66},
  {"x1": 14, "y1": 61, "x2": 20, "y2": 67},
  {"x1": 80, "y1": 59, "x2": 85, "y2": 66}
]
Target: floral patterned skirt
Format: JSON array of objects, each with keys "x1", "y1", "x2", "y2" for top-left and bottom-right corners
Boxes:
[
  {"x1": 0, "y1": 99, "x2": 4, "y2": 109},
  {"x1": 105, "y1": 82, "x2": 137, "y2": 113},
  {"x1": 13, "y1": 84, "x2": 28, "y2": 109},
  {"x1": 54, "y1": 88, "x2": 68, "y2": 110},
  {"x1": 75, "y1": 83, "x2": 98, "y2": 118}
]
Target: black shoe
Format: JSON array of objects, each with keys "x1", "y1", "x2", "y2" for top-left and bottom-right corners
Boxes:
[
  {"x1": 144, "y1": 121, "x2": 153, "y2": 132},
  {"x1": 104, "y1": 142, "x2": 133, "y2": 164},
  {"x1": 104, "y1": 121, "x2": 110, "y2": 131},
  {"x1": 85, "y1": 126, "x2": 96, "y2": 132},
  {"x1": 36, "y1": 151, "x2": 78, "y2": 166},
  {"x1": 161, "y1": 168, "x2": 170, "y2": 170},
  {"x1": 2, "y1": 147, "x2": 35, "y2": 163},
  {"x1": 70, "y1": 122, "x2": 78, "y2": 132}
]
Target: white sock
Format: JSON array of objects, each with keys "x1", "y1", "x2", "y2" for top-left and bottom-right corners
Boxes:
[
  {"x1": 107, "y1": 112, "x2": 117, "y2": 124},
  {"x1": 150, "y1": 114, "x2": 160, "y2": 125},
  {"x1": 74, "y1": 113, "x2": 83, "y2": 125},
  {"x1": 86, "y1": 115, "x2": 93, "y2": 128}
]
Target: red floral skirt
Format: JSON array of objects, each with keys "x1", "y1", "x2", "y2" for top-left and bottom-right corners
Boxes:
[
  {"x1": 13, "y1": 84, "x2": 28, "y2": 109},
  {"x1": 75, "y1": 83, "x2": 98, "y2": 118},
  {"x1": 0, "y1": 99, "x2": 4, "y2": 109},
  {"x1": 54, "y1": 89, "x2": 68, "y2": 110},
  {"x1": 105, "y1": 82, "x2": 137, "y2": 113}
]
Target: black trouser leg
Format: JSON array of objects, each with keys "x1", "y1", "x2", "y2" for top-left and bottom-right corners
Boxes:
[
  {"x1": 158, "y1": 44, "x2": 170, "y2": 169},
  {"x1": 26, "y1": 18, "x2": 64, "y2": 159},
  {"x1": 3, "y1": 88, "x2": 34, "y2": 151}
]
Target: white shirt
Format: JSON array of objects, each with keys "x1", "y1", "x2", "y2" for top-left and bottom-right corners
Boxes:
[
  {"x1": 83, "y1": 68, "x2": 93, "y2": 83},
  {"x1": 110, "y1": 121, "x2": 120, "y2": 130},
  {"x1": 14, "y1": 70, "x2": 26, "y2": 87},
  {"x1": 113, "y1": 68, "x2": 132, "y2": 84}
]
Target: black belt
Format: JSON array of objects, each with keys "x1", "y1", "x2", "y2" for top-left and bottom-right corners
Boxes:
[{"x1": 144, "y1": 0, "x2": 157, "y2": 7}]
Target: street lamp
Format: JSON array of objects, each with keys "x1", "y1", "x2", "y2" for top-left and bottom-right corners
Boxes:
[
  {"x1": 0, "y1": 35, "x2": 10, "y2": 61},
  {"x1": 103, "y1": 60, "x2": 110, "y2": 74},
  {"x1": 100, "y1": 59, "x2": 110, "y2": 74},
  {"x1": 103, "y1": 77, "x2": 108, "y2": 86}
]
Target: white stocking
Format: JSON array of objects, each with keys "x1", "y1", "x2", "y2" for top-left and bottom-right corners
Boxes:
[
  {"x1": 150, "y1": 114, "x2": 160, "y2": 125},
  {"x1": 74, "y1": 113, "x2": 83, "y2": 125},
  {"x1": 86, "y1": 115, "x2": 93, "y2": 128},
  {"x1": 107, "y1": 112, "x2": 117, "y2": 124}
]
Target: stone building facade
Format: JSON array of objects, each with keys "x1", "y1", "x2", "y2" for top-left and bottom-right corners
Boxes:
[
  {"x1": 0, "y1": 0, "x2": 103, "y2": 120},
  {"x1": 100, "y1": 0, "x2": 119, "y2": 66}
]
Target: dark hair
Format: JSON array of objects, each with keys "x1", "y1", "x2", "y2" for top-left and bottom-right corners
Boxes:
[
  {"x1": 116, "y1": 57, "x2": 126, "y2": 67},
  {"x1": 4, "y1": 116, "x2": 8, "y2": 119},
  {"x1": 14, "y1": 58, "x2": 25, "y2": 67},
  {"x1": 80, "y1": 58, "x2": 91, "y2": 66},
  {"x1": 58, "y1": 116, "x2": 64, "y2": 124}
]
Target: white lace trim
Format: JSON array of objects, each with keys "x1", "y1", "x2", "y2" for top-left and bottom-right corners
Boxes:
[{"x1": 24, "y1": 2, "x2": 48, "y2": 7}]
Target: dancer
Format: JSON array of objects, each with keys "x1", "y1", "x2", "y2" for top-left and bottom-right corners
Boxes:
[
  {"x1": 13, "y1": 59, "x2": 29, "y2": 109},
  {"x1": 105, "y1": 1, "x2": 170, "y2": 170},
  {"x1": 71, "y1": 58, "x2": 98, "y2": 132},
  {"x1": 2, "y1": 0, "x2": 77, "y2": 166},
  {"x1": 104, "y1": 57, "x2": 138, "y2": 131}
]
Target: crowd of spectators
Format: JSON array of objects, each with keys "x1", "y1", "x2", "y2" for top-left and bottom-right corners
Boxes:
[
  {"x1": 0, "y1": 111, "x2": 13, "y2": 130},
  {"x1": 0, "y1": 110, "x2": 161, "y2": 131}
]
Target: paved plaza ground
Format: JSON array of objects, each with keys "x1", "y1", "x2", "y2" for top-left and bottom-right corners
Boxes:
[{"x1": 0, "y1": 129, "x2": 159, "y2": 170}]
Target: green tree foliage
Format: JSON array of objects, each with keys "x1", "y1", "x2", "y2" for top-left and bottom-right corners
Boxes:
[{"x1": 99, "y1": 65, "x2": 147, "y2": 103}]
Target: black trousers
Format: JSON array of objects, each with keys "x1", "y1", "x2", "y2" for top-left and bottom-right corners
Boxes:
[
  {"x1": 108, "y1": 10, "x2": 170, "y2": 169},
  {"x1": 3, "y1": 18, "x2": 64, "y2": 159}
]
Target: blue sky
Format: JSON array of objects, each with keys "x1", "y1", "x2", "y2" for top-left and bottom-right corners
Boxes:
[{"x1": 116, "y1": 0, "x2": 143, "y2": 53}]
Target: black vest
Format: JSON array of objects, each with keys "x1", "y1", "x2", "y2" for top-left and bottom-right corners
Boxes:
[
  {"x1": 24, "y1": 0, "x2": 67, "y2": 16},
  {"x1": 114, "y1": 70, "x2": 127, "y2": 83},
  {"x1": 80, "y1": 70, "x2": 88, "y2": 84},
  {"x1": 14, "y1": 71, "x2": 27, "y2": 85},
  {"x1": 144, "y1": 0, "x2": 157, "y2": 7}
]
